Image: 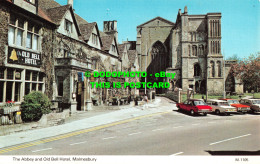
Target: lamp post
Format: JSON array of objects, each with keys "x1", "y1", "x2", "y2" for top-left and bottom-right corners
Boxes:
[{"x1": 223, "y1": 50, "x2": 226, "y2": 98}]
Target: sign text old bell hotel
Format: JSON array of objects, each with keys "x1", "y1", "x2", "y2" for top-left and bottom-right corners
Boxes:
[{"x1": 8, "y1": 47, "x2": 41, "y2": 67}]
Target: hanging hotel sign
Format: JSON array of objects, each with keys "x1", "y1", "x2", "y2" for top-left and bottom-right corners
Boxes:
[{"x1": 8, "y1": 47, "x2": 41, "y2": 67}]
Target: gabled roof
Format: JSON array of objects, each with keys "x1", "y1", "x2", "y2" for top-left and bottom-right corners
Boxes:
[
  {"x1": 127, "y1": 50, "x2": 137, "y2": 64},
  {"x1": 39, "y1": 0, "x2": 88, "y2": 25},
  {"x1": 46, "y1": 5, "x2": 81, "y2": 35},
  {"x1": 137, "y1": 16, "x2": 175, "y2": 28},
  {"x1": 46, "y1": 5, "x2": 71, "y2": 25},
  {"x1": 79, "y1": 22, "x2": 103, "y2": 46},
  {"x1": 79, "y1": 23, "x2": 96, "y2": 41},
  {"x1": 100, "y1": 35, "x2": 114, "y2": 51}
]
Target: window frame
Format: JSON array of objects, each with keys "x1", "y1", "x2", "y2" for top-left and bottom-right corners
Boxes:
[{"x1": 8, "y1": 15, "x2": 41, "y2": 51}]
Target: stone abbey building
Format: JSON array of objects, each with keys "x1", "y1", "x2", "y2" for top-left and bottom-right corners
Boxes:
[{"x1": 137, "y1": 6, "x2": 243, "y2": 95}]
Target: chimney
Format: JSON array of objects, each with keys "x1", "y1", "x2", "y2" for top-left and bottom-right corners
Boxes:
[
  {"x1": 184, "y1": 6, "x2": 188, "y2": 14},
  {"x1": 67, "y1": 0, "x2": 73, "y2": 8}
]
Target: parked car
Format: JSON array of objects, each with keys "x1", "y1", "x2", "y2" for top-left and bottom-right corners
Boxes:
[
  {"x1": 177, "y1": 99, "x2": 212, "y2": 116},
  {"x1": 206, "y1": 99, "x2": 237, "y2": 115},
  {"x1": 240, "y1": 99, "x2": 260, "y2": 113},
  {"x1": 220, "y1": 99, "x2": 250, "y2": 113}
]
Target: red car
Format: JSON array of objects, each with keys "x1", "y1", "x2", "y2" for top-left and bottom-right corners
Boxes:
[
  {"x1": 220, "y1": 99, "x2": 250, "y2": 113},
  {"x1": 177, "y1": 99, "x2": 212, "y2": 116}
]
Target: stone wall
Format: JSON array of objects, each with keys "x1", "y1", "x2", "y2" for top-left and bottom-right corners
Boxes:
[
  {"x1": 41, "y1": 26, "x2": 57, "y2": 100},
  {"x1": 0, "y1": 4, "x2": 9, "y2": 66}
]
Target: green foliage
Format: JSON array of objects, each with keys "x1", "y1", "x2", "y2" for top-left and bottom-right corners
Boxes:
[
  {"x1": 21, "y1": 91, "x2": 51, "y2": 122},
  {"x1": 231, "y1": 52, "x2": 260, "y2": 92}
]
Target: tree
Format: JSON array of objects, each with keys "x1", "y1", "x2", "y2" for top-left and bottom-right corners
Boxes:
[
  {"x1": 226, "y1": 54, "x2": 241, "y2": 62},
  {"x1": 231, "y1": 52, "x2": 260, "y2": 92}
]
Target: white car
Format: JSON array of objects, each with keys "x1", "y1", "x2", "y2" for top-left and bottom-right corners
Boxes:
[{"x1": 207, "y1": 99, "x2": 237, "y2": 115}]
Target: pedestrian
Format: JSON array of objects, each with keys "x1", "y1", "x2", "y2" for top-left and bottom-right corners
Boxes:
[
  {"x1": 143, "y1": 94, "x2": 148, "y2": 109},
  {"x1": 128, "y1": 95, "x2": 131, "y2": 104}
]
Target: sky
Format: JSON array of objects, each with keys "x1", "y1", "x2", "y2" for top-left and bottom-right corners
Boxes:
[{"x1": 55, "y1": 0, "x2": 259, "y2": 59}]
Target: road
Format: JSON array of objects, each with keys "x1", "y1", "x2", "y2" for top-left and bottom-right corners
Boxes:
[{"x1": 1, "y1": 98, "x2": 260, "y2": 156}]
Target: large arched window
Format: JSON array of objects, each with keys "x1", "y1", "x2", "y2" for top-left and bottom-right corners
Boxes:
[
  {"x1": 194, "y1": 63, "x2": 201, "y2": 77},
  {"x1": 150, "y1": 41, "x2": 167, "y2": 73}
]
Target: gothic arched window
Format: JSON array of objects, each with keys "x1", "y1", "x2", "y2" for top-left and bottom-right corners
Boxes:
[{"x1": 194, "y1": 63, "x2": 201, "y2": 77}]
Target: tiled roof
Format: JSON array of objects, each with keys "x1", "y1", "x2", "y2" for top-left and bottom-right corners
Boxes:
[
  {"x1": 46, "y1": 5, "x2": 71, "y2": 24},
  {"x1": 100, "y1": 35, "x2": 114, "y2": 51},
  {"x1": 39, "y1": 0, "x2": 88, "y2": 25},
  {"x1": 79, "y1": 23, "x2": 96, "y2": 41},
  {"x1": 127, "y1": 50, "x2": 137, "y2": 64},
  {"x1": 118, "y1": 44, "x2": 125, "y2": 59}
]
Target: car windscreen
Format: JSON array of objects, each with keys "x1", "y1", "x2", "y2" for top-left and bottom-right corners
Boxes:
[
  {"x1": 252, "y1": 100, "x2": 260, "y2": 104},
  {"x1": 194, "y1": 101, "x2": 207, "y2": 105},
  {"x1": 219, "y1": 102, "x2": 230, "y2": 106},
  {"x1": 227, "y1": 100, "x2": 239, "y2": 104}
]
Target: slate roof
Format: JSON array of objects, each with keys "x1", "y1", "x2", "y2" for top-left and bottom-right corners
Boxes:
[
  {"x1": 118, "y1": 44, "x2": 126, "y2": 59},
  {"x1": 46, "y1": 5, "x2": 71, "y2": 24},
  {"x1": 79, "y1": 23, "x2": 96, "y2": 41},
  {"x1": 137, "y1": 16, "x2": 175, "y2": 28},
  {"x1": 127, "y1": 50, "x2": 137, "y2": 65},
  {"x1": 100, "y1": 35, "x2": 114, "y2": 51}
]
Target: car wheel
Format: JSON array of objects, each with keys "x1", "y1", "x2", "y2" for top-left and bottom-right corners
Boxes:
[
  {"x1": 190, "y1": 109, "x2": 195, "y2": 116},
  {"x1": 203, "y1": 113, "x2": 207, "y2": 116},
  {"x1": 226, "y1": 113, "x2": 231, "y2": 116},
  {"x1": 215, "y1": 109, "x2": 220, "y2": 115},
  {"x1": 242, "y1": 112, "x2": 246, "y2": 114}
]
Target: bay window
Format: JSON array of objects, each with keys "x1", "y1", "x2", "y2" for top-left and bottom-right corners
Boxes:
[{"x1": 0, "y1": 67, "x2": 45, "y2": 103}]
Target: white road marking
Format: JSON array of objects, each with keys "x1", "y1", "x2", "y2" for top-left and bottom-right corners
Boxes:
[
  {"x1": 152, "y1": 128, "x2": 164, "y2": 132},
  {"x1": 70, "y1": 141, "x2": 87, "y2": 146},
  {"x1": 171, "y1": 152, "x2": 184, "y2": 156},
  {"x1": 210, "y1": 134, "x2": 251, "y2": 145},
  {"x1": 174, "y1": 126, "x2": 183, "y2": 128},
  {"x1": 128, "y1": 132, "x2": 142, "y2": 136},
  {"x1": 32, "y1": 148, "x2": 52, "y2": 153},
  {"x1": 102, "y1": 136, "x2": 116, "y2": 140}
]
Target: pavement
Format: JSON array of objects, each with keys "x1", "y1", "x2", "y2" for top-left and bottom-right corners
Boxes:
[{"x1": 0, "y1": 97, "x2": 177, "y2": 149}]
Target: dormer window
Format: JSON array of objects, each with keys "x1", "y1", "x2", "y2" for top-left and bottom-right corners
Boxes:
[{"x1": 65, "y1": 20, "x2": 72, "y2": 33}]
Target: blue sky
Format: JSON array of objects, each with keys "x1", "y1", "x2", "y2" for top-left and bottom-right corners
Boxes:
[{"x1": 55, "y1": 0, "x2": 259, "y2": 59}]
